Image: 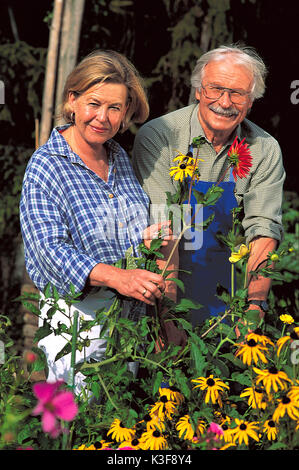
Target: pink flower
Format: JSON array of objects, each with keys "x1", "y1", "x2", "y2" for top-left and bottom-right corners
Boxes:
[
  {"x1": 32, "y1": 380, "x2": 78, "y2": 438},
  {"x1": 207, "y1": 422, "x2": 223, "y2": 436}
]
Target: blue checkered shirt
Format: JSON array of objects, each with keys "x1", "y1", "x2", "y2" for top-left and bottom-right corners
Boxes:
[{"x1": 20, "y1": 126, "x2": 150, "y2": 297}]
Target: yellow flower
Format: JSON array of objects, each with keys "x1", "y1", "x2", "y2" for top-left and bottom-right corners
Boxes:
[
  {"x1": 140, "y1": 429, "x2": 168, "y2": 450},
  {"x1": 158, "y1": 386, "x2": 184, "y2": 405},
  {"x1": 107, "y1": 419, "x2": 135, "y2": 442},
  {"x1": 169, "y1": 161, "x2": 195, "y2": 182},
  {"x1": 263, "y1": 419, "x2": 279, "y2": 441},
  {"x1": 149, "y1": 395, "x2": 177, "y2": 420},
  {"x1": 232, "y1": 419, "x2": 259, "y2": 446},
  {"x1": 277, "y1": 327, "x2": 299, "y2": 356},
  {"x1": 253, "y1": 366, "x2": 293, "y2": 395},
  {"x1": 191, "y1": 375, "x2": 229, "y2": 406},
  {"x1": 138, "y1": 413, "x2": 165, "y2": 432},
  {"x1": 273, "y1": 393, "x2": 299, "y2": 422},
  {"x1": 74, "y1": 444, "x2": 97, "y2": 450},
  {"x1": 235, "y1": 339, "x2": 268, "y2": 366},
  {"x1": 280, "y1": 314, "x2": 295, "y2": 324},
  {"x1": 229, "y1": 244, "x2": 250, "y2": 263},
  {"x1": 169, "y1": 151, "x2": 204, "y2": 182},
  {"x1": 118, "y1": 437, "x2": 147, "y2": 450},
  {"x1": 219, "y1": 423, "x2": 235, "y2": 443},
  {"x1": 288, "y1": 381, "x2": 299, "y2": 402},
  {"x1": 176, "y1": 415, "x2": 194, "y2": 441},
  {"x1": 240, "y1": 386, "x2": 267, "y2": 410},
  {"x1": 247, "y1": 329, "x2": 274, "y2": 347}
]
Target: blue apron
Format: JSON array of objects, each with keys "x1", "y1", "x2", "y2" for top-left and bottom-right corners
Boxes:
[{"x1": 178, "y1": 146, "x2": 238, "y2": 326}]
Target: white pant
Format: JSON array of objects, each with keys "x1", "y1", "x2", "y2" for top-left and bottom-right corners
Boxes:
[{"x1": 38, "y1": 289, "x2": 114, "y2": 395}]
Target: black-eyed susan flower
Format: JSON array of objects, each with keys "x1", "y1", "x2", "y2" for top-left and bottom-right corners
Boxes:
[
  {"x1": 277, "y1": 327, "x2": 299, "y2": 357},
  {"x1": 253, "y1": 366, "x2": 293, "y2": 395},
  {"x1": 138, "y1": 413, "x2": 165, "y2": 432},
  {"x1": 191, "y1": 375, "x2": 229, "y2": 406},
  {"x1": 247, "y1": 328, "x2": 275, "y2": 347},
  {"x1": 240, "y1": 386, "x2": 267, "y2": 410},
  {"x1": 231, "y1": 418, "x2": 259, "y2": 446},
  {"x1": 169, "y1": 160, "x2": 196, "y2": 182},
  {"x1": 196, "y1": 419, "x2": 206, "y2": 436},
  {"x1": 94, "y1": 440, "x2": 114, "y2": 450},
  {"x1": 213, "y1": 411, "x2": 232, "y2": 427},
  {"x1": 149, "y1": 395, "x2": 177, "y2": 420},
  {"x1": 140, "y1": 429, "x2": 168, "y2": 450},
  {"x1": 118, "y1": 437, "x2": 146, "y2": 450},
  {"x1": 219, "y1": 423, "x2": 235, "y2": 443},
  {"x1": 288, "y1": 381, "x2": 299, "y2": 402},
  {"x1": 107, "y1": 418, "x2": 135, "y2": 442},
  {"x1": 280, "y1": 314, "x2": 295, "y2": 325},
  {"x1": 273, "y1": 393, "x2": 299, "y2": 422},
  {"x1": 235, "y1": 339, "x2": 268, "y2": 366},
  {"x1": 263, "y1": 419, "x2": 279, "y2": 441},
  {"x1": 176, "y1": 415, "x2": 194, "y2": 441},
  {"x1": 74, "y1": 444, "x2": 97, "y2": 450},
  {"x1": 159, "y1": 386, "x2": 184, "y2": 405}
]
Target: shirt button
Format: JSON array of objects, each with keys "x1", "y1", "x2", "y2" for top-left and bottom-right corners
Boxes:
[{"x1": 108, "y1": 193, "x2": 114, "y2": 199}]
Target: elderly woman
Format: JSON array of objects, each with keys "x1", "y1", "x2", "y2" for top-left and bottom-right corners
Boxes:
[{"x1": 20, "y1": 50, "x2": 169, "y2": 391}]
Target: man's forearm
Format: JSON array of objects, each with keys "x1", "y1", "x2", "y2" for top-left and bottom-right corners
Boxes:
[{"x1": 247, "y1": 236, "x2": 278, "y2": 301}]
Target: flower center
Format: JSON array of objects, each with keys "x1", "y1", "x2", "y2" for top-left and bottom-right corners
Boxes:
[
  {"x1": 247, "y1": 339, "x2": 257, "y2": 347},
  {"x1": 207, "y1": 378, "x2": 215, "y2": 387},
  {"x1": 268, "y1": 420, "x2": 276, "y2": 428},
  {"x1": 179, "y1": 163, "x2": 187, "y2": 169},
  {"x1": 131, "y1": 438, "x2": 139, "y2": 446},
  {"x1": 160, "y1": 395, "x2": 168, "y2": 403},
  {"x1": 269, "y1": 366, "x2": 278, "y2": 375},
  {"x1": 239, "y1": 423, "x2": 247, "y2": 431},
  {"x1": 282, "y1": 396, "x2": 291, "y2": 405},
  {"x1": 153, "y1": 430, "x2": 161, "y2": 438}
]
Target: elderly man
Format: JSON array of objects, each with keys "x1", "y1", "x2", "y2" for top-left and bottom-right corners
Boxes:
[{"x1": 132, "y1": 45, "x2": 285, "y2": 330}]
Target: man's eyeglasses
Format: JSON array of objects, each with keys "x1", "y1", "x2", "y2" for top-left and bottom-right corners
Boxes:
[{"x1": 201, "y1": 84, "x2": 251, "y2": 105}]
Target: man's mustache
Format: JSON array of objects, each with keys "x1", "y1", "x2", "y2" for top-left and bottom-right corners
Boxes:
[{"x1": 209, "y1": 104, "x2": 239, "y2": 117}]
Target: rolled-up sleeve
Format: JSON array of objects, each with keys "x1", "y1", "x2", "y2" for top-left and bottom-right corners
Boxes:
[
  {"x1": 242, "y1": 138, "x2": 285, "y2": 244},
  {"x1": 20, "y1": 182, "x2": 99, "y2": 296}
]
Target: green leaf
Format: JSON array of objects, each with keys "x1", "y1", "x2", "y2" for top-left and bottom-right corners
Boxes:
[
  {"x1": 34, "y1": 322, "x2": 52, "y2": 342},
  {"x1": 165, "y1": 277, "x2": 185, "y2": 292},
  {"x1": 153, "y1": 370, "x2": 163, "y2": 395},
  {"x1": 55, "y1": 342, "x2": 72, "y2": 362}
]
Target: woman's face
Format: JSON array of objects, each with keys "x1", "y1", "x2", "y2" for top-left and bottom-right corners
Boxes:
[{"x1": 68, "y1": 82, "x2": 128, "y2": 147}]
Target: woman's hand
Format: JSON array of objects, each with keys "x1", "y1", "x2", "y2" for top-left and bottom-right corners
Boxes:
[
  {"x1": 143, "y1": 220, "x2": 174, "y2": 249},
  {"x1": 89, "y1": 263, "x2": 166, "y2": 305}
]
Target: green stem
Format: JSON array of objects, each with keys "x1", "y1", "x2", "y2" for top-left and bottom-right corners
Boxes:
[
  {"x1": 69, "y1": 310, "x2": 79, "y2": 390},
  {"x1": 231, "y1": 263, "x2": 235, "y2": 322},
  {"x1": 97, "y1": 372, "x2": 119, "y2": 411}
]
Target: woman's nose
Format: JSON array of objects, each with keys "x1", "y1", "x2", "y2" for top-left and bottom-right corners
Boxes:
[{"x1": 97, "y1": 106, "x2": 108, "y2": 122}]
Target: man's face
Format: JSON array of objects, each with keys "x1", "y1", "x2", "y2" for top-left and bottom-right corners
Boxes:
[{"x1": 196, "y1": 59, "x2": 254, "y2": 139}]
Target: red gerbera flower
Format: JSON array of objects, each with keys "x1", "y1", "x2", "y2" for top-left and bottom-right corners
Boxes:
[{"x1": 227, "y1": 136, "x2": 252, "y2": 181}]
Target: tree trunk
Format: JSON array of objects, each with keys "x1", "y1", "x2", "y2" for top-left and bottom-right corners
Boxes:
[
  {"x1": 39, "y1": 0, "x2": 64, "y2": 146},
  {"x1": 54, "y1": 0, "x2": 85, "y2": 127}
]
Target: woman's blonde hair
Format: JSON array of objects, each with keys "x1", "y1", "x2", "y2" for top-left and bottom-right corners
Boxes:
[{"x1": 61, "y1": 50, "x2": 149, "y2": 133}]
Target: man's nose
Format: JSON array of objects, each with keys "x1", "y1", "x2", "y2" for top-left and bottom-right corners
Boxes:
[{"x1": 217, "y1": 90, "x2": 233, "y2": 108}]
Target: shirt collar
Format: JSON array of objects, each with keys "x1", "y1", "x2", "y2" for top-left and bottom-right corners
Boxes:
[
  {"x1": 189, "y1": 103, "x2": 242, "y2": 150},
  {"x1": 45, "y1": 125, "x2": 121, "y2": 166}
]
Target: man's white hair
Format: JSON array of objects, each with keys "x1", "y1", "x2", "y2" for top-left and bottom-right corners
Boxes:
[{"x1": 190, "y1": 44, "x2": 267, "y2": 101}]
